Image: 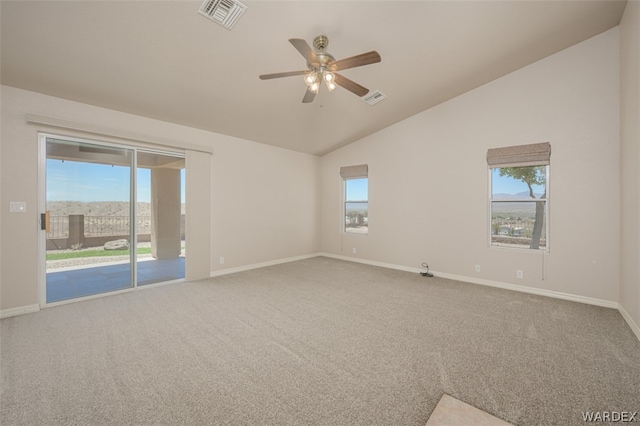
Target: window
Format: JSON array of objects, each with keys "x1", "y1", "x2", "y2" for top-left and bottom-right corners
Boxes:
[
  {"x1": 487, "y1": 143, "x2": 550, "y2": 250},
  {"x1": 340, "y1": 164, "x2": 368, "y2": 234},
  {"x1": 345, "y1": 178, "x2": 368, "y2": 234}
]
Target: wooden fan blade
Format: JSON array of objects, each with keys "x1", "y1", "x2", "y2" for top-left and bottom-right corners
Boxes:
[
  {"x1": 334, "y1": 73, "x2": 369, "y2": 97},
  {"x1": 302, "y1": 89, "x2": 316, "y2": 103},
  {"x1": 289, "y1": 38, "x2": 319, "y2": 65},
  {"x1": 259, "y1": 70, "x2": 307, "y2": 80},
  {"x1": 329, "y1": 51, "x2": 381, "y2": 71}
]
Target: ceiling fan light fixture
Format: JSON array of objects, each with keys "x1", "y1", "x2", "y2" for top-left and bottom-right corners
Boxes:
[
  {"x1": 260, "y1": 35, "x2": 382, "y2": 103},
  {"x1": 323, "y1": 71, "x2": 335, "y2": 83},
  {"x1": 304, "y1": 72, "x2": 319, "y2": 86}
]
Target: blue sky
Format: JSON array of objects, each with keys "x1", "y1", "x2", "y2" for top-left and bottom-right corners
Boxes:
[
  {"x1": 346, "y1": 178, "x2": 368, "y2": 201},
  {"x1": 46, "y1": 160, "x2": 185, "y2": 203},
  {"x1": 491, "y1": 169, "x2": 544, "y2": 195}
]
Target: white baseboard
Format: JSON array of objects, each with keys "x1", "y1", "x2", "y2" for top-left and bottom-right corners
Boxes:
[
  {"x1": 210, "y1": 253, "x2": 321, "y2": 278},
  {"x1": 0, "y1": 304, "x2": 40, "y2": 319},
  {"x1": 320, "y1": 252, "x2": 423, "y2": 274},
  {"x1": 618, "y1": 304, "x2": 640, "y2": 341},
  {"x1": 320, "y1": 253, "x2": 619, "y2": 308},
  {"x1": 433, "y1": 271, "x2": 619, "y2": 309},
  {"x1": 319, "y1": 253, "x2": 639, "y2": 341}
]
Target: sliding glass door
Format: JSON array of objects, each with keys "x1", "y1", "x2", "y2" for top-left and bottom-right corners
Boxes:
[
  {"x1": 40, "y1": 135, "x2": 185, "y2": 304},
  {"x1": 136, "y1": 150, "x2": 186, "y2": 286}
]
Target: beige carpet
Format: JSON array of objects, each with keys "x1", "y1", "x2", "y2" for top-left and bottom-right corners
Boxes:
[{"x1": 2, "y1": 257, "x2": 639, "y2": 425}]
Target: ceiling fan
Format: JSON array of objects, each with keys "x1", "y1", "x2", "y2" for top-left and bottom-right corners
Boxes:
[{"x1": 259, "y1": 35, "x2": 381, "y2": 103}]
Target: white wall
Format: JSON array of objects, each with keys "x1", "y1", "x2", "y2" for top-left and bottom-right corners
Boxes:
[
  {"x1": 320, "y1": 28, "x2": 621, "y2": 303},
  {"x1": 1, "y1": 23, "x2": 632, "y2": 322},
  {"x1": 210, "y1": 134, "x2": 319, "y2": 271},
  {"x1": 620, "y1": 1, "x2": 640, "y2": 334},
  {"x1": 0, "y1": 86, "x2": 319, "y2": 313}
]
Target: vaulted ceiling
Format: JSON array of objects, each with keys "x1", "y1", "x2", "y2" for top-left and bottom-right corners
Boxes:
[{"x1": 0, "y1": 1, "x2": 627, "y2": 155}]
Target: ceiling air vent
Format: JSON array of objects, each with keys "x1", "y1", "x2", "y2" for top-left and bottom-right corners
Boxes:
[
  {"x1": 198, "y1": 0, "x2": 247, "y2": 30},
  {"x1": 361, "y1": 90, "x2": 386, "y2": 106}
]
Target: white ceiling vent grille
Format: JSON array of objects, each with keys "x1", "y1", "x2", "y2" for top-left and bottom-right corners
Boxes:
[
  {"x1": 198, "y1": 0, "x2": 247, "y2": 30},
  {"x1": 361, "y1": 90, "x2": 386, "y2": 106}
]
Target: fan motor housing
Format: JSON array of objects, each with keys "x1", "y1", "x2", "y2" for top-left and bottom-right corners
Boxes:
[{"x1": 309, "y1": 52, "x2": 335, "y2": 70}]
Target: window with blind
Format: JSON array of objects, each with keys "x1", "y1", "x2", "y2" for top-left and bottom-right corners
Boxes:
[
  {"x1": 341, "y1": 165, "x2": 368, "y2": 234},
  {"x1": 488, "y1": 143, "x2": 550, "y2": 250}
]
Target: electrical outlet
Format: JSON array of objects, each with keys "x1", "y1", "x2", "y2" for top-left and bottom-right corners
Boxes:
[
  {"x1": 219, "y1": 257, "x2": 225, "y2": 265},
  {"x1": 475, "y1": 264, "x2": 481, "y2": 272},
  {"x1": 352, "y1": 248, "x2": 357, "y2": 254},
  {"x1": 517, "y1": 270, "x2": 523, "y2": 279}
]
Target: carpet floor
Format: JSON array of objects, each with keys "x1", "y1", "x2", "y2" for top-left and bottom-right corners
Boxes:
[{"x1": 1, "y1": 257, "x2": 639, "y2": 425}]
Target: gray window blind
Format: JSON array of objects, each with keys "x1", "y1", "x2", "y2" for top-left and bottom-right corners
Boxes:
[
  {"x1": 487, "y1": 142, "x2": 550, "y2": 168},
  {"x1": 340, "y1": 164, "x2": 368, "y2": 179}
]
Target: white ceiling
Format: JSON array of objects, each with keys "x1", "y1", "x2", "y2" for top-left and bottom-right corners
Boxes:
[{"x1": 1, "y1": 0, "x2": 627, "y2": 156}]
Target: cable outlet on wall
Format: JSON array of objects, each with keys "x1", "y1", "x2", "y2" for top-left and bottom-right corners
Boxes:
[
  {"x1": 219, "y1": 257, "x2": 225, "y2": 265},
  {"x1": 352, "y1": 248, "x2": 357, "y2": 254},
  {"x1": 475, "y1": 264, "x2": 481, "y2": 272},
  {"x1": 516, "y1": 270, "x2": 523, "y2": 279}
]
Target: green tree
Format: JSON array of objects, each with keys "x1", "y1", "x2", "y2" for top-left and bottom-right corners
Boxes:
[
  {"x1": 492, "y1": 222, "x2": 500, "y2": 235},
  {"x1": 498, "y1": 166, "x2": 546, "y2": 249}
]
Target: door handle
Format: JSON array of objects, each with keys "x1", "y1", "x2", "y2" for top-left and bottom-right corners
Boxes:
[{"x1": 40, "y1": 212, "x2": 50, "y2": 232}]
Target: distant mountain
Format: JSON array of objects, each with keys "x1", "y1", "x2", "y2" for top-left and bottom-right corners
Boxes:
[
  {"x1": 493, "y1": 191, "x2": 543, "y2": 200},
  {"x1": 492, "y1": 192, "x2": 545, "y2": 218},
  {"x1": 46, "y1": 201, "x2": 185, "y2": 216}
]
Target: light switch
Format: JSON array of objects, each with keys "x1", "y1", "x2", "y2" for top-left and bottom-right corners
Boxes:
[{"x1": 9, "y1": 202, "x2": 26, "y2": 213}]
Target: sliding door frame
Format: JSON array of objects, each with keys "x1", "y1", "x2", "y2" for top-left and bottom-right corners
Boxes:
[{"x1": 38, "y1": 132, "x2": 185, "y2": 308}]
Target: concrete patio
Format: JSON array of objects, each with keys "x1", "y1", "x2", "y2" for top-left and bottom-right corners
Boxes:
[{"x1": 46, "y1": 257, "x2": 185, "y2": 303}]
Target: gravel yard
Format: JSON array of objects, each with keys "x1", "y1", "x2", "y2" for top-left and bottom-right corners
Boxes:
[{"x1": 46, "y1": 242, "x2": 185, "y2": 270}]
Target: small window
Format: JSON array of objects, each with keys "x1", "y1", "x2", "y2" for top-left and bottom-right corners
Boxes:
[
  {"x1": 345, "y1": 178, "x2": 368, "y2": 234},
  {"x1": 490, "y1": 166, "x2": 548, "y2": 250}
]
